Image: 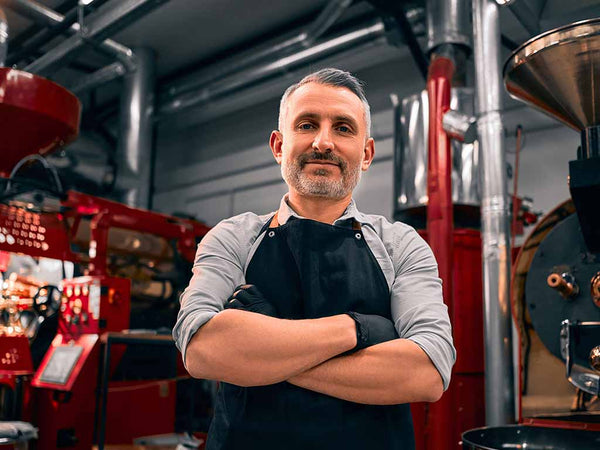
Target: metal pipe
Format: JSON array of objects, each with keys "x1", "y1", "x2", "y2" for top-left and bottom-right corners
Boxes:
[
  {"x1": 69, "y1": 61, "x2": 126, "y2": 94},
  {"x1": 3, "y1": 0, "x2": 136, "y2": 68},
  {"x1": 159, "y1": 19, "x2": 386, "y2": 117},
  {"x1": 2, "y1": 0, "x2": 65, "y2": 24},
  {"x1": 442, "y1": 109, "x2": 477, "y2": 143},
  {"x1": 116, "y1": 47, "x2": 156, "y2": 209},
  {"x1": 163, "y1": 0, "x2": 352, "y2": 98},
  {"x1": 473, "y1": 0, "x2": 515, "y2": 426},
  {"x1": 0, "y1": 9, "x2": 8, "y2": 66},
  {"x1": 24, "y1": 0, "x2": 167, "y2": 76},
  {"x1": 427, "y1": 0, "x2": 472, "y2": 52}
]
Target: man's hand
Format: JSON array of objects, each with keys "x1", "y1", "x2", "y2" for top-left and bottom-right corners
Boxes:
[
  {"x1": 224, "y1": 284, "x2": 278, "y2": 317},
  {"x1": 346, "y1": 312, "x2": 398, "y2": 351}
]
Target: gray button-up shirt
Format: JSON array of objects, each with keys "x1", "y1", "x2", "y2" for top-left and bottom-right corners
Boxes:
[{"x1": 174, "y1": 195, "x2": 456, "y2": 389}]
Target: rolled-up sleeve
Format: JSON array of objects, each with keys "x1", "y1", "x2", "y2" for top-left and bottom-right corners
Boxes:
[
  {"x1": 173, "y1": 213, "x2": 261, "y2": 367},
  {"x1": 389, "y1": 226, "x2": 456, "y2": 390}
]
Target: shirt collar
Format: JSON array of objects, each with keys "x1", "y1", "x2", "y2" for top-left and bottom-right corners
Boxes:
[{"x1": 276, "y1": 194, "x2": 375, "y2": 228}]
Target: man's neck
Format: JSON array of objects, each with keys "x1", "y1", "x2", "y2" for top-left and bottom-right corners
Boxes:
[{"x1": 286, "y1": 191, "x2": 352, "y2": 224}]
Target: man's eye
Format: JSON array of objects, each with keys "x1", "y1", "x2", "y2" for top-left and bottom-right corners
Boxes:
[
  {"x1": 337, "y1": 125, "x2": 351, "y2": 133},
  {"x1": 299, "y1": 123, "x2": 314, "y2": 130}
]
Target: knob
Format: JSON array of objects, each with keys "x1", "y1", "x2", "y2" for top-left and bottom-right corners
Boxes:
[{"x1": 547, "y1": 272, "x2": 579, "y2": 298}]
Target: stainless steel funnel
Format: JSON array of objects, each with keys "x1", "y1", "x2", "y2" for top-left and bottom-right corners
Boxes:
[{"x1": 503, "y1": 18, "x2": 600, "y2": 132}]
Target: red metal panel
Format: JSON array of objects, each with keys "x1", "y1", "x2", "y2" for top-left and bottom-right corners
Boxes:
[
  {"x1": 105, "y1": 379, "x2": 177, "y2": 444},
  {"x1": 452, "y1": 230, "x2": 484, "y2": 374},
  {"x1": 415, "y1": 230, "x2": 486, "y2": 449}
]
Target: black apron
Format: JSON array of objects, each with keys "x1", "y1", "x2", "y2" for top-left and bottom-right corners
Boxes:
[{"x1": 207, "y1": 214, "x2": 414, "y2": 450}]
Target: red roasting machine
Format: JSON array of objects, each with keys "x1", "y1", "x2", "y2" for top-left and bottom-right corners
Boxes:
[{"x1": 0, "y1": 67, "x2": 210, "y2": 448}]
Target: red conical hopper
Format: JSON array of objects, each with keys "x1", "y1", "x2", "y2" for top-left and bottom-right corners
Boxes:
[
  {"x1": 0, "y1": 68, "x2": 81, "y2": 177},
  {"x1": 503, "y1": 17, "x2": 600, "y2": 132}
]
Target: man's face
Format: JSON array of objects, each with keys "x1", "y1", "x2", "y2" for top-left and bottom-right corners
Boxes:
[{"x1": 270, "y1": 82, "x2": 374, "y2": 200}]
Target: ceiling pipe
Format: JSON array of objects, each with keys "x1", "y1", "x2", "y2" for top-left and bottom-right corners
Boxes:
[
  {"x1": 8, "y1": 0, "x2": 112, "y2": 65},
  {"x1": 473, "y1": 0, "x2": 515, "y2": 426},
  {"x1": 2, "y1": 0, "x2": 136, "y2": 70},
  {"x1": 0, "y1": 9, "x2": 8, "y2": 66},
  {"x1": 68, "y1": 61, "x2": 126, "y2": 94},
  {"x1": 159, "y1": 18, "x2": 388, "y2": 118},
  {"x1": 158, "y1": 37, "x2": 393, "y2": 130},
  {"x1": 24, "y1": 0, "x2": 168, "y2": 76},
  {"x1": 163, "y1": 0, "x2": 353, "y2": 99}
]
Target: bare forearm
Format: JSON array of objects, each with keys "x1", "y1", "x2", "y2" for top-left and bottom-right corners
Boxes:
[
  {"x1": 287, "y1": 339, "x2": 444, "y2": 405},
  {"x1": 185, "y1": 309, "x2": 356, "y2": 386}
]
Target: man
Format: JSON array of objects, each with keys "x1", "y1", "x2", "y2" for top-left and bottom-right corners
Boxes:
[{"x1": 173, "y1": 68, "x2": 455, "y2": 449}]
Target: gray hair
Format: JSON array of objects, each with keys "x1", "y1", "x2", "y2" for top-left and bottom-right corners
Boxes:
[{"x1": 278, "y1": 68, "x2": 371, "y2": 136}]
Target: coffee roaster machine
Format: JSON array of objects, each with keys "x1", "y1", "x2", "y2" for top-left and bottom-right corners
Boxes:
[
  {"x1": 395, "y1": 15, "x2": 600, "y2": 450},
  {"x1": 0, "y1": 67, "x2": 211, "y2": 448},
  {"x1": 461, "y1": 17, "x2": 600, "y2": 450}
]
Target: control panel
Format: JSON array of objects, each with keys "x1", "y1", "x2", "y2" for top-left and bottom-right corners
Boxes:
[{"x1": 60, "y1": 276, "x2": 130, "y2": 336}]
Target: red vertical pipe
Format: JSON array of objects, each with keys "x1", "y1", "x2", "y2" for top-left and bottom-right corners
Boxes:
[{"x1": 425, "y1": 55, "x2": 455, "y2": 449}]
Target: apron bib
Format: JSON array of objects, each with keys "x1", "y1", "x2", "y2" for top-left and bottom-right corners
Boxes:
[{"x1": 207, "y1": 215, "x2": 414, "y2": 449}]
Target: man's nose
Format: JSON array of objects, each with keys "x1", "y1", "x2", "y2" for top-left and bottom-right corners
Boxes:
[{"x1": 312, "y1": 127, "x2": 334, "y2": 152}]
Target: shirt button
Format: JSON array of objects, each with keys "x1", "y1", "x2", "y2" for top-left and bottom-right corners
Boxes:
[
  {"x1": 355, "y1": 233, "x2": 362, "y2": 240},
  {"x1": 268, "y1": 231, "x2": 275, "y2": 238}
]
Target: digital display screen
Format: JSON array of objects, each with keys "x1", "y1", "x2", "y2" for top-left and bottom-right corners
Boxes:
[{"x1": 39, "y1": 346, "x2": 83, "y2": 385}]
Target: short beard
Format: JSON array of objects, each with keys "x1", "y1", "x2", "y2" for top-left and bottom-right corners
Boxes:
[{"x1": 282, "y1": 151, "x2": 362, "y2": 199}]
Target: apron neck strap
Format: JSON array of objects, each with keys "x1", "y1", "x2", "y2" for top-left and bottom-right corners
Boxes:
[{"x1": 270, "y1": 211, "x2": 362, "y2": 230}]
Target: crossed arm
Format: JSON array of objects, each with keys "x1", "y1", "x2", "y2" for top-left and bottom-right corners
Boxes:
[{"x1": 184, "y1": 308, "x2": 444, "y2": 405}]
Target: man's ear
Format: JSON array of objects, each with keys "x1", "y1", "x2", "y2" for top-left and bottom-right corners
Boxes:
[
  {"x1": 361, "y1": 137, "x2": 375, "y2": 171},
  {"x1": 269, "y1": 130, "x2": 283, "y2": 164}
]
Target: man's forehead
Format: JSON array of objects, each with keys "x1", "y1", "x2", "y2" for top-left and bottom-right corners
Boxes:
[{"x1": 284, "y1": 82, "x2": 365, "y2": 122}]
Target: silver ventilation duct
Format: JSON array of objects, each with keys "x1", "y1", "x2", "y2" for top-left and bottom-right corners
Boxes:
[
  {"x1": 426, "y1": 0, "x2": 472, "y2": 51},
  {"x1": 116, "y1": 48, "x2": 156, "y2": 209},
  {"x1": 473, "y1": 0, "x2": 515, "y2": 426}
]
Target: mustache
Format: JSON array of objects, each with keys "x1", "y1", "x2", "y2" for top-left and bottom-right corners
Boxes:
[{"x1": 297, "y1": 152, "x2": 346, "y2": 170}]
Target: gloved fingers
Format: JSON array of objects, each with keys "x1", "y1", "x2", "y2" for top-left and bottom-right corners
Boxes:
[
  {"x1": 233, "y1": 289, "x2": 259, "y2": 305},
  {"x1": 230, "y1": 284, "x2": 259, "y2": 299},
  {"x1": 224, "y1": 298, "x2": 245, "y2": 310}
]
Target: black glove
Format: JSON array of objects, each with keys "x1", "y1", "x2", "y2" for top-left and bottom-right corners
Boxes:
[
  {"x1": 346, "y1": 312, "x2": 399, "y2": 351},
  {"x1": 224, "y1": 284, "x2": 278, "y2": 317}
]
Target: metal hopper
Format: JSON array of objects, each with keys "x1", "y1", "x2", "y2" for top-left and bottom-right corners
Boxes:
[{"x1": 504, "y1": 18, "x2": 600, "y2": 253}]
